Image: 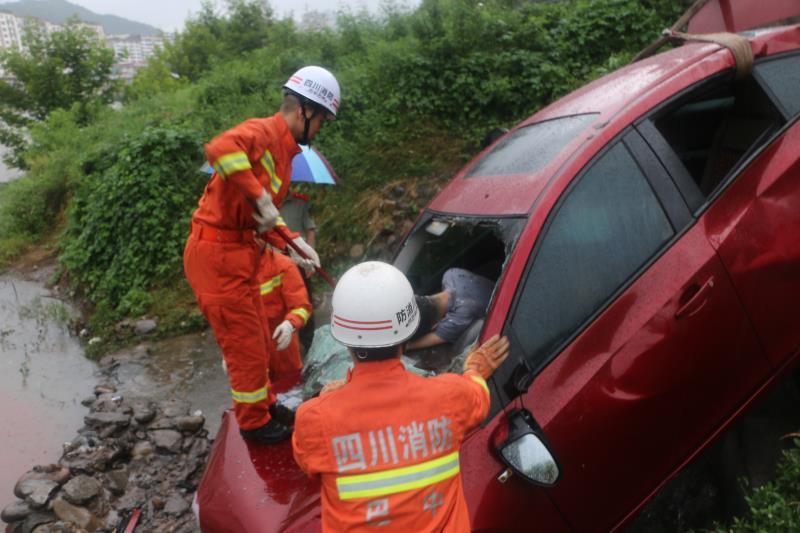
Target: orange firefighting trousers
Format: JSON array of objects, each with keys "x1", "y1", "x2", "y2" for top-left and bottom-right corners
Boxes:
[{"x1": 183, "y1": 223, "x2": 276, "y2": 430}]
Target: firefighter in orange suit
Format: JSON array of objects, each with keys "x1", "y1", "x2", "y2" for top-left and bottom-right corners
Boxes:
[
  {"x1": 257, "y1": 245, "x2": 312, "y2": 381},
  {"x1": 184, "y1": 66, "x2": 340, "y2": 445},
  {"x1": 293, "y1": 262, "x2": 509, "y2": 531}
]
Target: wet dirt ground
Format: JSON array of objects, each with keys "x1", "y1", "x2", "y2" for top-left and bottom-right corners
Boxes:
[{"x1": 106, "y1": 332, "x2": 230, "y2": 438}]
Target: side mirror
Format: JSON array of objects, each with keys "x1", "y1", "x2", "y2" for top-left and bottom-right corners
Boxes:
[{"x1": 496, "y1": 408, "x2": 560, "y2": 486}]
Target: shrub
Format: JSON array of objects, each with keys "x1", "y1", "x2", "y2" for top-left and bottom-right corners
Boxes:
[
  {"x1": 59, "y1": 126, "x2": 205, "y2": 313},
  {"x1": 722, "y1": 438, "x2": 800, "y2": 531}
]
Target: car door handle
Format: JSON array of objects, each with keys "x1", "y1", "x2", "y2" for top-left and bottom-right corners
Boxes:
[{"x1": 675, "y1": 276, "x2": 715, "y2": 320}]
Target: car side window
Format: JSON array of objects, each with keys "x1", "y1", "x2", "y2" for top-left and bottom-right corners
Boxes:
[
  {"x1": 755, "y1": 53, "x2": 800, "y2": 118},
  {"x1": 651, "y1": 74, "x2": 784, "y2": 200},
  {"x1": 511, "y1": 142, "x2": 674, "y2": 373}
]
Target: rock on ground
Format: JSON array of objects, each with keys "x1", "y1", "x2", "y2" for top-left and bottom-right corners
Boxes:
[{"x1": 2, "y1": 379, "x2": 213, "y2": 532}]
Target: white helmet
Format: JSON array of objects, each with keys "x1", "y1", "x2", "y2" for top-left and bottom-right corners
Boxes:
[
  {"x1": 284, "y1": 66, "x2": 341, "y2": 117},
  {"x1": 331, "y1": 262, "x2": 420, "y2": 348}
]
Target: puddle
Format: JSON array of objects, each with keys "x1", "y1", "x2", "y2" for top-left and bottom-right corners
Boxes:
[{"x1": 0, "y1": 276, "x2": 96, "y2": 510}]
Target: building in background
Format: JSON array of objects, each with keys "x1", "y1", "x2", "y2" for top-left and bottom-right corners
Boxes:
[
  {"x1": 0, "y1": 12, "x2": 23, "y2": 51},
  {"x1": 107, "y1": 34, "x2": 167, "y2": 81},
  {"x1": 0, "y1": 12, "x2": 166, "y2": 82}
]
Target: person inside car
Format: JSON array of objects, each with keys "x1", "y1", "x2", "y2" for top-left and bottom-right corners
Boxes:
[{"x1": 407, "y1": 267, "x2": 495, "y2": 351}]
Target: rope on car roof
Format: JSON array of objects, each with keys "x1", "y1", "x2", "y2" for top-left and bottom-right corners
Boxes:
[
  {"x1": 631, "y1": 0, "x2": 756, "y2": 79},
  {"x1": 667, "y1": 30, "x2": 755, "y2": 79}
]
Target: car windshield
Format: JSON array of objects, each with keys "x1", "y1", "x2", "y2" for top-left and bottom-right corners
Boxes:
[{"x1": 466, "y1": 113, "x2": 598, "y2": 178}]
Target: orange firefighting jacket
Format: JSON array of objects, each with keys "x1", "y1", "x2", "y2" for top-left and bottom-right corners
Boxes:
[
  {"x1": 193, "y1": 112, "x2": 301, "y2": 244},
  {"x1": 293, "y1": 359, "x2": 490, "y2": 532}
]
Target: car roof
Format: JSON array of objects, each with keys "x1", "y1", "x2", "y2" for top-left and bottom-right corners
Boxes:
[{"x1": 428, "y1": 25, "x2": 800, "y2": 217}]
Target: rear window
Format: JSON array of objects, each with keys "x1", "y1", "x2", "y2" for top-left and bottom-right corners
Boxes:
[
  {"x1": 466, "y1": 114, "x2": 597, "y2": 178},
  {"x1": 755, "y1": 53, "x2": 800, "y2": 118}
]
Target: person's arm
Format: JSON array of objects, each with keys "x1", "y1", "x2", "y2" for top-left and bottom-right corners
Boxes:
[
  {"x1": 457, "y1": 334, "x2": 510, "y2": 428},
  {"x1": 407, "y1": 331, "x2": 447, "y2": 351},
  {"x1": 204, "y1": 119, "x2": 263, "y2": 201},
  {"x1": 292, "y1": 400, "x2": 325, "y2": 477}
]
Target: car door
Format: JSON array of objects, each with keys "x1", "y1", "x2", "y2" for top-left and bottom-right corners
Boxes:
[
  {"x1": 713, "y1": 52, "x2": 800, "y2": 367},
  {"x1": 639, "y1": 51, "x2": 800, "y2": 368},
  {"x1": 501, "y1": 131, "x2": 769, "y2": 531}
]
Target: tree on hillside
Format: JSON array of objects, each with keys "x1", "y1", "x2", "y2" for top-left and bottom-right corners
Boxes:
[
  {"x1": 160, "y1": 0, "x2": 278, "y2": 81},
  {"x1": 0, "y1": 17, "x2": 115, "y2": 168}
]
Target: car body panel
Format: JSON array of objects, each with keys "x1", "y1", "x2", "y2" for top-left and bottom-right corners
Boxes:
[
  {"x1": 522, "y1": 222, "x2": 769, "y2": 531},
  {"x1": 456, "y1": 413, "x2": 570, "y2": 531},
  {"x1": 706, "y1": 119, "x2": 800, "y2": 366},
  {"x1": 196, "y1": 412, "x2": 321, "y2": 532}
]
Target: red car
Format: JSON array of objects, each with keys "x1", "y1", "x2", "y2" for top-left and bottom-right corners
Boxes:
[{"x1": 194, "y1": 3, "x2": 800, "y2": 531}]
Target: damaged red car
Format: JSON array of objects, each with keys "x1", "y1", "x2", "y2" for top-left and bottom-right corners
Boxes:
[{"x1": 194, "y1": 3, "x2": 800, "y2": 531}]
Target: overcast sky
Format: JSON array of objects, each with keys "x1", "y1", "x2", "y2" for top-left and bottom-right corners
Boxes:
[{"x1": 49, "y1": 0, "x2": 418, "y2": 32}]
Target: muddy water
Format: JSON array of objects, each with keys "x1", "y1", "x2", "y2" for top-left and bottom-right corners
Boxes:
[{"x1": 0, "y1": 276, "x2": 95, "y2": 510}]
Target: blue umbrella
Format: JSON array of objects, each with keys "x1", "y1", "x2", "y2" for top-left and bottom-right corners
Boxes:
[
  {"x1": 291, "y1": 145, "x2": 339, "y2": 185},
  {"x1": 199, "y1": 145, "x2": 339, "y2": 185}
]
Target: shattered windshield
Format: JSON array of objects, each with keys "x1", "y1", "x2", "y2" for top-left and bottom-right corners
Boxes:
[{"x1": 301, "y1": 214, "x2": 525, "y2": 399}]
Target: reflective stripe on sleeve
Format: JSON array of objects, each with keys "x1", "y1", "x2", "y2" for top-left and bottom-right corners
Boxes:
[
  {"x1": 260, "y1": 150, "x2": 282, "y2": 195},
  {"x1": 230, "y1": 386, "x2": 268, "y2": 404},
  {"x1": 276, "y1": 216, "x2": 287, "y2": 227},
  {"x1": 336, "y1": 451, "x2": 459, "y2": 501},
  {"x1": 470, "y1": 375, "x2": 490, "y2": 398},
  {"x1": 260, "y1": 273, "x2": 284, "y2": 296},
  {"x1": 290, "y1": 307, "x2": 310, "y2": 325},
  {"x1": 214, "y1": 151, "x2": 251, "y2": 178}
]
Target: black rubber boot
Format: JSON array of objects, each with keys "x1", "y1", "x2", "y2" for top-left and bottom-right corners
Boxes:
[
  {"x1": 240, "y1": 419, "x2": 292, "y2": 445},
  {"x1": 269, "y1": 402, "x2": 296, "y2": 427}
]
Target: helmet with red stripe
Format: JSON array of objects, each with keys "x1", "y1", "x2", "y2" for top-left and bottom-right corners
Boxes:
[
  {"x1": 331, "y1": 261, "x2": 420, "y2": 348},
  {"x1": 283, "y1": 65, "x2": 341, "y2": 118}
]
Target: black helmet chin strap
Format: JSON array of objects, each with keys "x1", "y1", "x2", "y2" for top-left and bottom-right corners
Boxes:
[{"x1": 300, "y1": 101, "x2": 319, "y2": 146}]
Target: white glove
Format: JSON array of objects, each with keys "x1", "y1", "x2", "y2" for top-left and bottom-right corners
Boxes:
[
  {"x1": 272, "y1": 320, "x2": 295, "y2": 351},
  {"x1": 289, "y1": 236, "x2": 320, "y2": 275},
  {"x1": 253, "y1": 189, "x2": 279, "y2": 232}
]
